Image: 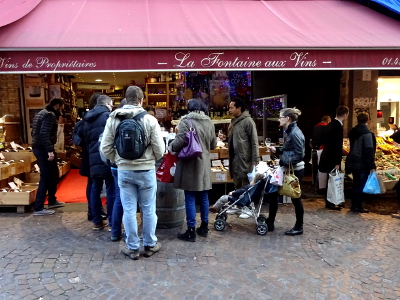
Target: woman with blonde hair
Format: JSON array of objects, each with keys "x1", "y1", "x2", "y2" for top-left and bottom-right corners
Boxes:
[{"x1": 267, "y1": 108, "x2": 305, "y2": 236}]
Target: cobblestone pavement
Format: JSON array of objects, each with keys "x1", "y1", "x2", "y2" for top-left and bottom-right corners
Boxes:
[{"x1": 1, "y1": 198, "x2": 400, "y2": 300}]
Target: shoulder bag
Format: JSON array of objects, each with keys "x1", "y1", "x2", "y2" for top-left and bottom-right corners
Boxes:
[
  {"x1": 278, "y1": 163, "x2": 301, "y2": 198},
  {"x1": 178, "y1": 118, "x2": 203, "y2": 159}
]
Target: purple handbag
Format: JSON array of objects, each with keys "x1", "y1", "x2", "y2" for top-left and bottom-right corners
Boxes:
[{"x1": 178, "y1": 118, "x2": 203, "y2": 159}]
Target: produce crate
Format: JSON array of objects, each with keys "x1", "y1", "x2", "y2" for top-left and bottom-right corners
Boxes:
[{"x1": 0, "y1": 186, "x2": 37, "y2": 206}]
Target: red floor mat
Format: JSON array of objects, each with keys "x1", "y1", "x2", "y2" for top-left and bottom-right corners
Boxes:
[{"x1": 56, "y1": 169, "x2": 88, "y2": 203}]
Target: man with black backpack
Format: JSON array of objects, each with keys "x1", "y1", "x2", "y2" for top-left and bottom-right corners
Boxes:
[{"x1": 100, "y1": 86, "x2": 165, "y2": 260}]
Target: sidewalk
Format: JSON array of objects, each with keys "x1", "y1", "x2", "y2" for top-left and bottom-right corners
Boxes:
[{"x1": 1, "y1": 195, "x2": 400, "y2": 299}]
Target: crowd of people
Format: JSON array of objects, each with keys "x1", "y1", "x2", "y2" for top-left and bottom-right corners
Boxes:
[{"x1": 30, "y1": 88, "x2": 386, "y2": 260}]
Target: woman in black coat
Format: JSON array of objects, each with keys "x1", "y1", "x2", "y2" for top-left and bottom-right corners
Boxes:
[{"x1": 268, "y1": 108, "x2": 305, "y2": 236}]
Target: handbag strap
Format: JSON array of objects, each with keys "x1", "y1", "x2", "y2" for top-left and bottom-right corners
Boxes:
[{"x1": 185, "y1": 118, "x2": 196, "y2": 132}]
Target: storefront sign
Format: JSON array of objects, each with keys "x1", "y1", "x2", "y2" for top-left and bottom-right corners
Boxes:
[{"x1": 1, "y1": 49, "x2": 400, "y2": 72}]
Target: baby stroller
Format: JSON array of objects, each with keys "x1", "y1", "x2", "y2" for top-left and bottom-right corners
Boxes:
[{"x1": 213, "y1": 167, "x2": 277, "y2": 235}]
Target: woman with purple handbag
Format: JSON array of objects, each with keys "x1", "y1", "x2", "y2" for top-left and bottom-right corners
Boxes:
[{"x1": 171, "y1": 99, "x2": 217, "y2": 242}]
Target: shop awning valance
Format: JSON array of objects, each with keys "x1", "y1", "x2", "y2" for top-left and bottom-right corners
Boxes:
[{"x1": 1, "y1": 0, "x2": 400, "y2": 71}]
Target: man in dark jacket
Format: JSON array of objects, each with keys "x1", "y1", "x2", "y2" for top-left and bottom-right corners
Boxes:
[
  {"x1": 228, "y1": 98, "x2": 259, "y2": 189},
  {"x1": 83, "y1": 94, "x2": 115, "y2": 230},
  {"x1": 311, "y1": 115, "x2": 331, "y2": 191},
  {"x1": 31, "y1": 98, "x2": 65, "y2": 216},
  {"x1": 345, "y1": 113, "x2": 376, "y2": 213},
  {"x1": 319, "y1": 106, "x2": 349, "y2": 210}
]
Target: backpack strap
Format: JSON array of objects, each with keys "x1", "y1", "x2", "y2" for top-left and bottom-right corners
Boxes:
[{"x1": 133, "y1": 111, "x2": 148, "y2": 121}]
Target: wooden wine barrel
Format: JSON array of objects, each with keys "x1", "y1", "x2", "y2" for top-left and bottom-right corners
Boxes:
[
  {"x1": 155, "y1": 158, "x2": 185, "y2": 228},
  {"x1": 156, "y1": 181, "x2": 185, "y2": 228}
]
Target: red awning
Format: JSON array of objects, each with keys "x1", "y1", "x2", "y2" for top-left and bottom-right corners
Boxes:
[
  {"x1": 1, "y1": 0, "x2": 400, "y2": 71},
  {"x1": 0, "y1": 0, "x2": 42, "y2": 28},
  {"x1": 1, "y1": 0, "x2": 400, "y2": 49}
]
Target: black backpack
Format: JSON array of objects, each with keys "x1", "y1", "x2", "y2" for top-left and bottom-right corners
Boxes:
[{"x1": 114, "y1": 111, "x2": 148, "y2": 160}]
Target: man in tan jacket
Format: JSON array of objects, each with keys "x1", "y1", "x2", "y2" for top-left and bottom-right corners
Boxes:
[
  {"x1": 100, "y1": 86, "x2": 165, "y2": 260},
  {"x1": 228, "y1": 98, "x2": 260, "y2": 189}
]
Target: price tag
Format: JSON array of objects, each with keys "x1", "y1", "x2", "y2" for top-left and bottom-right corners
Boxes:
[
  {"x1": 10, "y1": 141, "x2": 17, "y2": 150},
  {"x1": 210, "y1": 153, "x2": 219, "y2": 160},
  {"x1": 222, "y1": 159, "x2": 229, "y2": 166},
  {"x1": 14, "y1": 177, "x2": 24, "y2": 188},
  {"x1": 8, "y1": 182, "x2": 18, "y2": 190},
  {"x1": 211, "y1": 160, "x2": 222, "y2": 167},
  {"x1": 215, "y1": 173, "x2": 226, "y2": 181},
  {"x1": 262, "y1": 155, "x2": 271, "y2": 161},
  {"x1": 34, "y1": 164, "x2": 40, "y2": 172},
  {"x1": 0, "y1": 152, "x2": 4, "y2": 159}
]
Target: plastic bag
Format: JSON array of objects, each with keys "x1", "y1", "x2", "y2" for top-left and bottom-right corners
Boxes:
[
  {"x1": 327, "y1": 169, "x2": 345, "y2": 205},
  {"x1": 363, "y1": 172, "x2": 381, "y2": 194},
  {"x1": 100, "y1": 182, "x2": 107, "y2": 198},
  {"x1": 377, "y1": 174, "x2": 386, "y2": 194},
  {"x1": 156, "y1": 152, "x2": 178, "y2": 183},
  {"x1": 247, "y1": 166, "x2": 256, "y2": 183},
  {"x1": 270, "y1": 167, "x2": 284, "y2": 186}
]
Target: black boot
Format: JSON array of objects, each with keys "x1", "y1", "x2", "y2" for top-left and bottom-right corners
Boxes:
[
  {"x1": 196, "y1": 222, "x2": 209, "y2": 237},
  {"x1": 177, "y1": 227, "x2": 196, "y2": 242},
  {"x1": 265, "y1": 218, "x2": 274, "y2": 232}
]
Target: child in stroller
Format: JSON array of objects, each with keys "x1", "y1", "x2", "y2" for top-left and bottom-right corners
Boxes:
[
  {"x1": 210, "y1": 168, "x2": 278, "y2": 235},
  {"x1": 209, "y1": 173, "x2": 265, "y2": 215}
]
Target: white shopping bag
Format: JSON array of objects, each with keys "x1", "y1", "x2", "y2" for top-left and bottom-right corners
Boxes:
[
  {"x1": 327, "y1": 169, "x2": 345, "y2": 205},
  {"x1": 318, "y1": 171, "x2": 328, "y2": 189},
  {"x1": 270, "y1": 167, "x2": 284, "y2": 186},
  {"x1": 54, "y1": 124, "x2": 65, "y2": 152}
]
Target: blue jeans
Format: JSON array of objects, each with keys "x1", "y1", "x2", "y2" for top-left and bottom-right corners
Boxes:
[
  {"x1": 184, "y1": 190, "x2": 209, "y2": 228},
  {"x1": 90, "y1": 174, "x2": 115, "y2": 225},
  {"x1": 118, "y1": 169, "x2": 157, "y2": 250},
  {"x1": 111, "y1": 168, "x2": 123, "y2": 237}
]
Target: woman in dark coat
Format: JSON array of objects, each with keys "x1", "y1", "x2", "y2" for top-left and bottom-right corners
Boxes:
[
  {"x1": 345, "y1": 113, "x2": 376, "y2": 213},
  {"x1": 268, "y1": 108, "x2": 306, "y2": 236},
  {"x1": 171, "y1": 99, "x2": 217, "y2": 242}
]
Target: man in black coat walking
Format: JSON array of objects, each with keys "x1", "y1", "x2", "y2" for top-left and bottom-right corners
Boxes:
[
  {"x1": 83, "y1": 94, "x2": 115, "y2": 230},
  {"x1": 318, "y1": 106, "x2": 349, "y2": 210},
  {"x1": 31, "y1": 98, "x2": 65, "y2": 216}
]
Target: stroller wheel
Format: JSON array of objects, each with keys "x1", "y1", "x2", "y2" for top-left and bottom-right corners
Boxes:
[
  {"x1": 257, "y1": 224, "x2": 268, "y2": 235},
  {"x1": 214, "y1": 219, "x2": 226, "y2": 231}
]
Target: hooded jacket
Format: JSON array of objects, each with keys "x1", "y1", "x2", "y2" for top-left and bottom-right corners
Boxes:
[
  {"x1": 100, "y1": 105, "x2": 165, "y2": 170},
  {"x1": 31, "y1": 105, "x2": 59, "y2": 152},
  {"x1": 276, "y1": 122, "x2": 305, "y2": 168},
  {"x1": 345, "y1": 124, "x2": 376, "y2": 171},
  {"x1": 228, "y1": 110, "x2": 260, "y2": 179},
  {"x1": 171, "y1": 111, "x2": 217, "y2": 191},
  {"x1": 83, "y1": 104, "x2": 112, "y2": 177}
]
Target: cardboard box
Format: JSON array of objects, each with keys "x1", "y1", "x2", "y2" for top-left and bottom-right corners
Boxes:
[
  {"x1": 69, "y1": 154, "x2": 81, "y2": 168},
  {"x1": 219, "y1": 148, "x2": 229, "y2": 159},
  {"x1": 15, "y1": 162, "x2": 25, "y2": 175},
  {"x1": 24, "y1": 172, "x2": 40, "y2": 183},
  {"x1": 62, "y1": 161, "x2": 71, "y2": 176},
  {"x1": 8, "y1": 163, "x2": 16, "y2": 176},
  {"x1": 0, "y1": 165, "x2": 10, "y2": 180},
  {"x1": 58, "y1": 166, "x2": 63, "y2": 178},
  {"x1": 2, "y1": 152, "x2": 36, "y2": 173},
  {"x1": 259, "y1": 147, "x2": 271, "y2": 156},
  {"x1": 2, "y1": 151, "x2": 36, "y2": 163},
  {"x1": 210, "y1": 150, "x2": 219, "y2": 160},
  {"x1": 0, "y1": 186, "x2": 37, "y2": 206},
  {"x1": 211, "y1": 170, "x2": 228, "y2": 183}
]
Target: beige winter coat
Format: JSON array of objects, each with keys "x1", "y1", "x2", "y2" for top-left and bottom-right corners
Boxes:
[
  {"x1": 171, "y1": 111, "x2": 217, "y2": 191},
  {"x1": 100, "y1": 105, "x2": 165, "y2": 170},
  {"x1": 228, "y1": 110, "x2": 259, "y2": 179}
]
